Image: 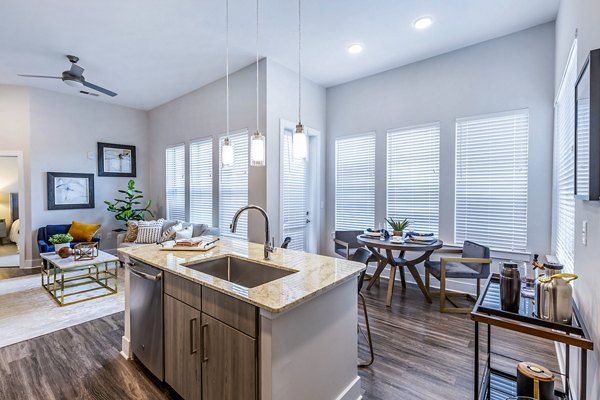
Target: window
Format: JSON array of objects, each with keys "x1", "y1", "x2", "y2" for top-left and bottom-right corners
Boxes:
[
  {"x1": 189, "y1": 138, "x2": 213, "y2": 226},
  {"x1": 455, "y1": 110, "x2": 529, "y2": 252},
  {"x1": 335, "y1": 133, "x2": 376, "y2": 230},
  {"x1": 165, "y1": 144, "x2": 186, "y2": 221},
  {"x1": 387, "y1": 123, "x2": 440, "y2": 235},
  {"x1": 282, "y1": 126, "x2": 307, "y2": 250},
  {"x1": 219, "y1": 130, "x2": 248, "y2": 238},
  {"x1": 552, "y1": 40, "x2": 577, "y2": 273}
]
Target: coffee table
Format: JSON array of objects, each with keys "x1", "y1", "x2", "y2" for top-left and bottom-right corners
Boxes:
[{"x1": 40, "y1": 250, "x2": 120, "y2": 306}]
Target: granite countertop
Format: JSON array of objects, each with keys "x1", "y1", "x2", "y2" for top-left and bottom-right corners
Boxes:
[{"x1": 118, "y1": 236, "x2": 365, "y2": 314}]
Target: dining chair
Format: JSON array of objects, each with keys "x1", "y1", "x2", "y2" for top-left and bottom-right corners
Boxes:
[
  {"x1": 352, "y1": 247, "x2": 375, "y2": 367},
  {"x1": 424, "y1": 241, "x2": 492, "y2": 313}
]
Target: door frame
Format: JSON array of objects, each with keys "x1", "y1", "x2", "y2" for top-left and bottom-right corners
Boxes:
[
  {"x1": 0, "y1": 150, "x2": 26, "y2": 268},
  {"x1": 279, "y1": 119, "x2": 321, "y2": 253}
]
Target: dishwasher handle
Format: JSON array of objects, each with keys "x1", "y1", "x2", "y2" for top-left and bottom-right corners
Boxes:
[{"x1": 129, "y1": 263, "x2": 162, "y2": 281}]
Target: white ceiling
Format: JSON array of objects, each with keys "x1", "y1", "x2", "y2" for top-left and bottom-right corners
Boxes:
[{"x1": 0, "y1": 0, "x2": 559, "y2": 110}]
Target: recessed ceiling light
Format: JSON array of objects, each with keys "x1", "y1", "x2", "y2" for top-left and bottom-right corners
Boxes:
[
  {"x1": 413, "y1": 16, "x2": 433, "y2": 30},
  {"x1": 347, "y1": 43, "x2": 364, "y2": 54}
]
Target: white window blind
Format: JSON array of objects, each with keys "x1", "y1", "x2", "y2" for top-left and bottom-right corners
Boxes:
[
  {"x1": 335, "y1": 133, "x2": 376, "y2": 230},
  {"x1": 219, "y1": 130, "x2": 248, "y2": 239},
  {"x1": 189, "y1": 138, "x2": 213, "y2": 226},
  {"x1": 387, "y1": 123, "x2": 440, "y2": 236},
  {"x1": 455, "y1": 110, "x2": 529, "y2": 252},
  {"x1": 553, "y1": 41, "x2": 577, "y2": 273},
  {"x1": 282, "y1": 127, "x2": 307, "y2": 250},
  {"x1": 165, "y1": 144, "x2": 186, "y2": 221}
]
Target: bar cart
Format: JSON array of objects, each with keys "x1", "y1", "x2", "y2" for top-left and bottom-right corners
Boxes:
[{"x1": 471, "y1": 274, "x2": 593, "y2": 400}]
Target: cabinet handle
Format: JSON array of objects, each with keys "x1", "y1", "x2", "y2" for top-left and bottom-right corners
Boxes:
[
  {"x1": 190, "y1": 317, "x2": 198, "y2": 354},
  {"x1": 201, "y1": 323, "x2": 209, "y2": 362}
]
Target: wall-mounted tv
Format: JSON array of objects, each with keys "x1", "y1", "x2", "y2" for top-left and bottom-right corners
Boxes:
[{"x1": 575, "y1": 48, "x2": 600, "y2": 200}]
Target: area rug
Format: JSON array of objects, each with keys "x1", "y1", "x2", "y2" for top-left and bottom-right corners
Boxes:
[
  {"x1": 0, "y1": 268, "x2": 125, "y2": 348},
  {"x1": 0, "y1": 254, "x2": 19, "y2": 267}
]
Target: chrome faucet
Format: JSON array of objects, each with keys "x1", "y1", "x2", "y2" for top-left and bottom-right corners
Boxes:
[{"x1": 230, "y1": 205, "x2": 274, "y2": 260}]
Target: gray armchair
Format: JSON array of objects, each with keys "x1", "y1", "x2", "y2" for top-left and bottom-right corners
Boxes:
[
  {"x1": 333, "y1": 230, "x2": 365, "y2": 259},
  {"x1": 424, "y1": 241, "x2": 492, "y2": 313}
]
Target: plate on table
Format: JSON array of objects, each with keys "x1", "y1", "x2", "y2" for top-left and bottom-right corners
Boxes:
[
  {"x1": 363, "y1": 230, "x2": 381, "y2": 238},
  {"x1": 390, "y1": 237, "x2": 404, "y2": 244},
  {"x1": 409, "y1": 235, "x2": 436, "y2": 242}
]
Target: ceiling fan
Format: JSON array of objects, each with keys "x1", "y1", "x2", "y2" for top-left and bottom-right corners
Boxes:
[{"x1": 18, "y1": 55, "x2": 117, "y2": 97}]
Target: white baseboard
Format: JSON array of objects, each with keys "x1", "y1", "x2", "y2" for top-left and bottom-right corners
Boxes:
[
  {"x1": 336, "y1": 376, "x2": 363, "y2": 400},
  {"x1": 121, "y1": 335, "x2": 131, "y2": 360}
]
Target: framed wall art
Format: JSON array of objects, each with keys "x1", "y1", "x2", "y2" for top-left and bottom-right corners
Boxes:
[
  {"x1": 98, "y1": 142, "x2": 136, "y2": 177},
  {"x1": 47, "y1": 172, "x2": 95, "y2": 210}
]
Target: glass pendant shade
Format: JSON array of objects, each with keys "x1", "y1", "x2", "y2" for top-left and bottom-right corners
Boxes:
[
  {"x1": 250, "y1": 131, "x2": 266, "y2": 166},
  {"x1": 222, "y1": 137, "x2": 234, "y2": 166},
  {"x1": 293, "y1": 123, "x2": 308, "y2": 160}
]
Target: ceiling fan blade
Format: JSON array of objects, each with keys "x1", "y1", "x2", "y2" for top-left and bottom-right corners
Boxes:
[
  {"x1": 69, "y1": 63, "x2": 84, "y2": 77},
  {"x1": 18, "y1": 74, "x2": 62, "y2": 79},
  {"x1": 82, "y1": 80, "x2": 117, "y2": 97}
]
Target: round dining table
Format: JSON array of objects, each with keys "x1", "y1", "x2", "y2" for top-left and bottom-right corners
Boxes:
[{"x1": 357, "y1": 234, "x2": 443, "y2": 307}]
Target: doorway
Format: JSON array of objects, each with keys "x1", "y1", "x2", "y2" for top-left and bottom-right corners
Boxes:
[
  {"x1": 0, "y1": 155, "x2": 21, "y2": 267},
  {"x1": 280, "y1": 119, "x2": 321, "y2": 253}
]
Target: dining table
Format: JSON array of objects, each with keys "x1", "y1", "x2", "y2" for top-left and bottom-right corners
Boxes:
[{"x1": 357, "y1": 234, "x2": 443, "y2": 306}]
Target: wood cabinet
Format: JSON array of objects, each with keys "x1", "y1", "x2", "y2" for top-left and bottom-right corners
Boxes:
[
  {"x1": 163, "y1": 272, "x2": 258, "y2": 400},
  {"x1": 202, "y1": 313, "x2": 257, "y2": 400},
  {"x1": 164, "y1": 294, "x2": 202, "y2": 400}
]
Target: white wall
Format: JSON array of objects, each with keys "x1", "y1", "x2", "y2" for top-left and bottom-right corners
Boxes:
[
  {"x1": 148, "y1": 62, "x2": 267, "y2": 244},
  {"x1": 555, "y1": 0, "x2": 600, "y2": 397},
  {"x1": 265, "y1": 59, "x2": 326, "y2": 249},
  {"x1": 325, "y1": 23, "x2": 555, "y2": 262}
]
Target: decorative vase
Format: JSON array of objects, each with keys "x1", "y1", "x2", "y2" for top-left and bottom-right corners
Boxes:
[
  {"x1": 393, "y1": 230, "x2": 403, "y2": 237},
  {"x1": 54, "y1": 242, "x2": 71, "y2": 254}
]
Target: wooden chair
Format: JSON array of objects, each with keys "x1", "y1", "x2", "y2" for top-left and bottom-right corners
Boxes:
[
  {"x1": 424, "y1": 241, "x2": 492, "y2": 313},
  {"x1": 353, "y1": 247, "x2": 375, "y2": 367},
  {"x1": 333, "y1": 230, "x2": 364, "y2": 259}
]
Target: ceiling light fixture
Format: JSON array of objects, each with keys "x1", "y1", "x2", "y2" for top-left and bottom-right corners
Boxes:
[
  {"x1": 347, "y1": 44, "x2": 364, "y2": 54},
  {"x1": 293, "y1": 0, "x2": 308, "y2": 160},
  {"x1": 221, "y1": 0, "x2": 234, "y2": 167},
  {"x1": 413, "y1": 16, "x2": 433, "y2": 30},
  {"x1": 250, "y1": 0, "x2": 266, "y2": 167}
]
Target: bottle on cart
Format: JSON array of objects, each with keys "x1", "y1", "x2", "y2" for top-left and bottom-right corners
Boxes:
[{"x1": 500, "y1": 262, "x2": 521, "y2": 313}]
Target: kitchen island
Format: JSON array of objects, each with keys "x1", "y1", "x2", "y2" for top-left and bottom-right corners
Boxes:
[{"x1": 118, "y1": 236, "x2": 365, "y2": 400}]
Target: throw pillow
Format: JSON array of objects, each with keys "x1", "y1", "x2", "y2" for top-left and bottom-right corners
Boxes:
[
  {"x1": 175, "y1": 223, "x2": 194, "y2": 240},
  {"x1": 135, "y1": 219, "x2": 164, "y2": 244},
  {"x1": 124, "y1": 220, "x2": 139, "y2": 242},
  {"x1": 160, "y1": 222, "x2": 183, "y2": 242},
  {"x1": 68, "y1": 221, "x2": 101, "y2": 242}
]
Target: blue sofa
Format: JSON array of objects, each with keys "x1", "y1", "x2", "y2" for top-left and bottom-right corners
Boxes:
[{"x1": 37, "y1": 224, "x2": 101, "y2": 254}]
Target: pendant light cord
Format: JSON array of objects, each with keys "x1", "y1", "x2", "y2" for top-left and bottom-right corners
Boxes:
[
  {"x1": 256, "y1": 0, "x2": 259, "y2": 132},
  {"x1": 298, "y1": 0, "x2": 302, "y2": 124},
  {"x1": 226, "y1": 0, "x2": 230, "y2": 138}
]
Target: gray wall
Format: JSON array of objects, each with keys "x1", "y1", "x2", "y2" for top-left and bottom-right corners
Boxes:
[
  {"x1": 325, "y1": 23, "x2": 555, "y2": 261},
  {"x1": 555, "y1": 0, "x2": 600, "y2": 397}
]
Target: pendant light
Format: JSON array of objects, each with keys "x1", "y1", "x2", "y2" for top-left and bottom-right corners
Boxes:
[
  {"x1": 221, "y1": 0, "x2": 234, "y2": 167},
  {"x1": 250, "y1": 0, "x2": 266, "y2": 166},
  {"x1": 293, "y1": 0, "x2": 308, "y2": 160}
]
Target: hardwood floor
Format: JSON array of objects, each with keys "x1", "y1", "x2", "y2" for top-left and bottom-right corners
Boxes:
[
  {"x1": 0, "y1": 278, "x2": 559, "y2": 400},
  {"x1": 0, "y1": 266, "x2": 39, "y2": 280}
]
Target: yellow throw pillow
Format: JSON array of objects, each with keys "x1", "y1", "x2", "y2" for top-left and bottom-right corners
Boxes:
[{"x1": 68, "y1": 221, "x2": 101, "y2": 242}]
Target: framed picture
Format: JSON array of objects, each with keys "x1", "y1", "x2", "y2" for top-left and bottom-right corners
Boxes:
[
  {"x1": 47, "y1": 172, "x2": 95, "y2": 210},
  {"x1": 98, "y1": 142, "x2": 136, "y2": 177}
]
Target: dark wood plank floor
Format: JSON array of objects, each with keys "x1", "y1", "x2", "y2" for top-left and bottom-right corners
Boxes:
[{"x1": 0, "y1": 278, "x2": 559, "y2": 400}]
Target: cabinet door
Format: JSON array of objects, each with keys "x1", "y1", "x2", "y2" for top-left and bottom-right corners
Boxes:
[
  {"x1": 164, "y1": 294, "x2": 202, "y2": 400},
  {"x1": 201, "y1": 313, "x2": 257, "y2": 400}
]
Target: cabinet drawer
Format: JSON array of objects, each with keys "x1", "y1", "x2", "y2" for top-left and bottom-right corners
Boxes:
[
  {"x1": 202, "y1": 287, "x2": 258, "y2": 337},
  {"x1": 164, "y1": 272, "x2": 202, "y2": 310}
]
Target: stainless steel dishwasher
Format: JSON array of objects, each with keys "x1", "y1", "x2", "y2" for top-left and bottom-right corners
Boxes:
[{"x1": 129, "y1": 259, "x2": 164, "y2": 380}]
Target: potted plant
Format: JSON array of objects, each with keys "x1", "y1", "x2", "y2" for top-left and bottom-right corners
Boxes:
[
  {"x1": 385, "y1": 217, "x2": 410, "y2": 237},
  {"x1": 104, "y1": 179, "x2": 154, "y2": 229},
  {"x1": 49, "y1": 233, "x2": 73, "y2": 253}
]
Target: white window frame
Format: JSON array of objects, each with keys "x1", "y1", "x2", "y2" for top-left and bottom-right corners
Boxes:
[
  {"x1": 454, "y1": 109, "x2": 529, "y2": 252},
  {"x1": 386, "y1": 122, "x2": 440, "y2": 236},
  {"x1": 165, "y1": 143, "x2": 186, "y2": 221},
  {"x1": 189, "y1": 136, "x2": 213, "y2": 227}
]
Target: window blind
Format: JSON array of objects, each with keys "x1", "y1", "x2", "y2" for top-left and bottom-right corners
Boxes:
[
  {"x1": 165, "y1": 144, "x2": 186, "y2": 221},
  {"x1": 455, "y1": 110, "x2": 529, "y2": 252},
  {"x1": 387, "y1": 123, "x2": 440, "y2": 236},
  {"x1": 552, "y1": 41, "x2": 577, "y2": 273},
  {"x1": 282, "y1": 127, "x2": 307, "y2": 250},
  {"x1": 335, "y1": 133, "x2": 376, "y2": 230},
  {"x1": 219, "y1": 130, "x2": 248, "y2": 239},
  {"x1": 189, "y1": 138, "x2": 213, "y2": 226}
]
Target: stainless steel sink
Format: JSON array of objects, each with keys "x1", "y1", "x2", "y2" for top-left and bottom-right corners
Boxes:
[{"x1": 183, "y1": 257, "x2": 297, "y2": 288}]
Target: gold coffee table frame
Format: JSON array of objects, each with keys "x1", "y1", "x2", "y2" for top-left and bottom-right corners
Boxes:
[{"x1": 40, "y1": 250, "x2": 120, "y2": 306}]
